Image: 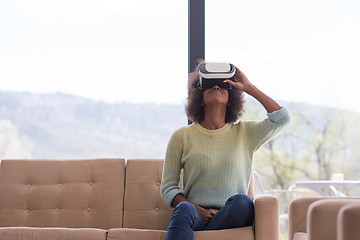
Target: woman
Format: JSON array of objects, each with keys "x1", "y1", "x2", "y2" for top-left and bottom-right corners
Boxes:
[{"x1": 160, "y1": 62, "x2": 290, "y2": 240}]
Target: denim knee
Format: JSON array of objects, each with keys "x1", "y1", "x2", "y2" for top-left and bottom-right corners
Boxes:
[
  {"x1": 173, "y1": 201, "x2": 197, "y2": 216},
  {"x1": 167, "y1": 202, "x2": 197, "y2": 240},
  {"x1": 229, "y1": 194, "x2": 254, "y2": 225},
  {"x1": 226, "y1": 194, "x2": 253, "y2": 206},
  {"x1": 226, "y1": 194, "x2": 254, "y2": 216}
]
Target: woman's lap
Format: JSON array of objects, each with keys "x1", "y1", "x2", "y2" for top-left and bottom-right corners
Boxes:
[{"x1": 205, "y1": 193, "x2": 254, "y2": 230}]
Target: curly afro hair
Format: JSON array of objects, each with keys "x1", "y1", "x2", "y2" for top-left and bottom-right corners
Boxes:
[{"x1": 185, "y1": 60, "x2": 245, "y2": 124}]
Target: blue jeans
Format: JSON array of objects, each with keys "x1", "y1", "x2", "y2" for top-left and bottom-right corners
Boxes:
[{"x1": 166, "y1": 194, "x2": 254, "y2": 240}]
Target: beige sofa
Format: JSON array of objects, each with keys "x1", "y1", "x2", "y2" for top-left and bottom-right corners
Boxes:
[
  {"x1": 0, "y1": 158, "x2": 279, "y2": 240},
  {"x1": 288, "y1": 197, "x2": 360, "y2": 240}
]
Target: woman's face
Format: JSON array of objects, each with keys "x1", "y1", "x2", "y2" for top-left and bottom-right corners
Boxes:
[{"x1": 202, "y1": 85, "x2": 229, "y2": 107}]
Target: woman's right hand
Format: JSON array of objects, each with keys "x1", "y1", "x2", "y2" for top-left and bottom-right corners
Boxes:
[{"x1": 196, "y1": 206, "x2": 218, "y2": 225}]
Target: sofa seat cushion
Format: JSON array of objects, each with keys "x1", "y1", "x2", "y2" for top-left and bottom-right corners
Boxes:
[
  {"x1": 108, "y1": 228, "x2": 167, "y2": 240},
  {"x1": 293, "y1": 232, "x2": 308, "y2": 240},
  {"x1": 194, "y1": 227, "x2": 254, "y2": 240},
  {"x1": 0, "y1": 227, "x2": 106, "y2": 240},
  {"x1": 108, "y1": 226, "x2": 254, "y2": 240}
]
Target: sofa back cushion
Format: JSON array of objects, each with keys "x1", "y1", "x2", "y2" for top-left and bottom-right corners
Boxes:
[
  {"x1": 0, "y1": 158, "x2": 125, "y2": 229},
  {"x1": 123, "y1": 159, "x2": 174, "y2": 230}
]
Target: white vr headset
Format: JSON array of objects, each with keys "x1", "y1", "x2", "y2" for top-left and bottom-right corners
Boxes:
[{"x1": 198, "y1": 62, "x2": 236, "y2": 91}]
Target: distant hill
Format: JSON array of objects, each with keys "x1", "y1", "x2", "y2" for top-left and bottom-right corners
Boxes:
[{"x1": 0, "y1": 91, "x2": 187, "y2": 159}]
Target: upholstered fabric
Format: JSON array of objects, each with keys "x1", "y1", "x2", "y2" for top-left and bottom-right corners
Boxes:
[
  {"x1": 108, "y1": 228, "x2": 167, "y2": 240},
  {"x1": 0, "y1": 159, "x2": 125, "y2": 230},
  {"x1": 0, "y1": 227, "x2": 106, "y2": 240},
  {"x1": 288, "y1": 197, "x2": 323, "y2": 240},
  {"x1": 289, "y1": 197, "x2": 360, "y2": 240},
  {"x1": 293, "y1": 232, "x2": 308, "y2": 240},
  {"x1": 122, "y1": 159, "x2": 174, "y2": 230},
  {"x1": 337, "y1": 203, "x2": 360, "y2": 240},
  {"x1": 107, "y1": 226, "x2": 254, "y2": 240},
  {"x1": 193, "y1": 227, "x2": 254, "y2": 240},
  {"x1": 288, "y1": 197, "x2": 342, "y2": 240},
  {"x1": 307, "y1": 199, "x2": 360, "y2": 240},
  {"x1": 254, "y1": 195, "x2": 279, "y2": 240}
]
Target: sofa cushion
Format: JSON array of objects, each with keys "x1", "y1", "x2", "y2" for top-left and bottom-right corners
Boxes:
[
  {"x1": 123, "y1": 159, "x2": 174, "y2": 230},
  {"x1": 293, "y1": 232, "x2": 308, "y2": 240},
  {"x1": 108, "y1": 226, "x2": 254, "y2": 240},
  {"x1": 0, "y1": 227, "x2": 106, "y2": 240},
  {"x1": 0, "y1": 159, "x2": 125, "y2": 229},
  {"x1": 193, "y1": 226, "x2": 254, "y2": 240},
  {"x1": 338, "y1": 203, "x2": 360, "y2": 240},
  {"x1": 307, "y1": 199, "x2": 360, "y2": 240},
  {"x1": 288, "y1": 197, "x2": 344, "y2": 240},
  {"x1": 108, "y1": 228, "x2": 167, "y2": 240}
]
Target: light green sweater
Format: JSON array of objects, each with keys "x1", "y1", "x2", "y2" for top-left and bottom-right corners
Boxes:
[{"x1": 160, "y1": 107, "x2": 290, "y2": 208}]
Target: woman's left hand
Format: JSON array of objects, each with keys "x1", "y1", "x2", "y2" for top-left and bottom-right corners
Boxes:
[{"x1": 223, "y1": 67, "x2": 255, "y2": 95}]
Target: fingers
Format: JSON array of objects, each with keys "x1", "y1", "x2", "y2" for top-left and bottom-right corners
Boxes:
[
  {"x1": 199, "y1": 208, "x2": 220, "y2": 225},
  {"x1": 209, "y1": 209, "x2": 218, "y2": 216},
  {"x1": 224, "y1": 79, "x2": 244, "y2": 90},
  {"x1": 204, "y1": 209, "x2": 218, "y2": 225},
  {"x1": 202, "y1": 215, "x2": 211, "y2": 225},
  {"x1": 223, "y1": 79, "x2": 235, "y2": 85},
  {"x1": 235, "y1": 67, "x2": 247, "y2": 79},
  {"x1": 202, "y1": 209, "x2": 218, "y2": 224}
]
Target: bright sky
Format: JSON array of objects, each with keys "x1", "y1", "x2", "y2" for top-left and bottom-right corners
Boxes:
[{"x1": 1, "y1": 0, "x2": 360, "y2": 113}]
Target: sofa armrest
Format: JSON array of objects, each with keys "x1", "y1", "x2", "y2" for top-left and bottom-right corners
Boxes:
[
  {"x1": 307, "y1": 199, "x2": 359, "y2": 240},
  {"x1": 288, "y1": 196, "x2": 352, "y2": 240},
  {"x1": 254, "y1": 195, "x2": 279, "y2": 240},
  {"x1": 289, "y1": 197, "x2": 360, "y2": 240},
  {"x1": 337, "y1": 203, "x2": 360, "y2": 240},
  {"x1": 288, "y1": 197, "x2": 328, "y2": 240}
]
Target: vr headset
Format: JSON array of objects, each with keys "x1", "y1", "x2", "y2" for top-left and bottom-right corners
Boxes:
[{"x1": 198, "y1": 62, "x2": 236, "y2": 91}]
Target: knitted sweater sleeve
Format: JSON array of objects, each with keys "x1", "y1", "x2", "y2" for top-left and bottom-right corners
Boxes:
[
  {"x1": 246, "y1": 107, "x2": 290, "y2": 153},
  {"x1": 160, "y1": 128, "x2": 185, "y2": 207}
]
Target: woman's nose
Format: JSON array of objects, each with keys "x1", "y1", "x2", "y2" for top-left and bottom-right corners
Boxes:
[{"x1": 212, "y1": 85, "x2": 220, "y2": 90}]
